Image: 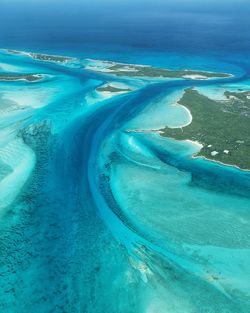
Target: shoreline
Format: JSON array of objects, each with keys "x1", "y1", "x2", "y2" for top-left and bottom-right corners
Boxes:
[
  {"x1": 84, "y1": 58, "x2": 232, "y2": 80},
  {"x1": 192, "y1": 152, "x2": 250, "y2": 173},
  {"x1": 168, "y1": 136, "x2": 250, "y2": 172},
  {"x1": 1, "y1": 48, "x2": 76, "y2": 64},
  {"x1": 0, "y1": 74, "x2": 44, "y2": 83},
  {"x1": 175, "y1": 104, "x2": 192, "y2": 128},
  {"x1": 125, "y1": 129, "x2": 164, "y2": 134},
  {"x1": 124, "y1": 130, "x2": 249, "y2": 171},
  {"x1": 159, "y1": 88, "x2": 250, "y2": 172}
]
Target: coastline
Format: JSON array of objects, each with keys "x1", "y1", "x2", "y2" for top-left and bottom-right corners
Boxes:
[
  {"x1": 1, "y1": 1, "x2": 250, "y2": 311},
  {"x1": 124, "y1": 130, "x2": 249, "y2": 171},
  {"x1": 84, "y1": 58, "x2": 232, "y2": 80},
  {"x1": 167, "y1": 136, "x2": 250, "y2": 172},
  {"x1": 192, "y1": 151, "x2": 250, "y2": 172},
  {"x1": 129, "y1": 124, "x2": 248, "y2": 172},
  {"x1": 160, "y1": 88, "x2": 250, "y2": 171},
  {"x1": 174, "y1": 104, "x2": 192, "y2": 128}
]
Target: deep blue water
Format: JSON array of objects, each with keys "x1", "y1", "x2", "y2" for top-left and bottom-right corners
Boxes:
[
  {"x1": 0, "y1": 1, "x2": 250, "y2": 312},
  {"x1": 1, "y1": 0, "x2": 250, "y2": 57}
]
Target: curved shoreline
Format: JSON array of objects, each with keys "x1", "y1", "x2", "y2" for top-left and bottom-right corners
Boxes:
[{"x1": 1, "y1": 47, "x2": 250, "y2": 312}]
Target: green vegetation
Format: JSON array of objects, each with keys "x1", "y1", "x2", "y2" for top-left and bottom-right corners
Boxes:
[
  {"x1": 224, "y1": 90, "x2": 250, "y2": 116},
  {"x1": 5, "y1": 49, "x2": 73, "y2": 63},
  {"x1": 96, "y1": 85, "x2": 131, "y2": 93},
  {"x1": 0, "y1": 73, "x2": 43, "y2": 82},
  {"x1": 89, "y1": 60, "x2": 231, "y2": 79},
  {"x1": 29, "y1": 53, "x2": 73, "y2": 63},
  {"x1": 161, "y1": 88, "x2": 250, "y2": 170},
  {"x1": 110, "y1": 65, "x2": 229, "y2": 79},
  {"x1": 5, "y1": 49, "x2": 20, "y2": 55}
]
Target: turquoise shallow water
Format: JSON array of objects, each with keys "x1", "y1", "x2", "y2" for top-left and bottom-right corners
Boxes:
[{"x1": 0, "y1": 34, "x2": 250, "y2": 313}]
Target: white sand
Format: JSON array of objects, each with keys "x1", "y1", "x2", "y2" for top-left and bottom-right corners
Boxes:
[
  {"x1": 185, "y1": 139, "x2": 203, "y2": 149},
  {"x1": 0, "y1": 62, "x2": 26, "y2": 72},
  {"x1": 195, "y1": 87, "x2": 228, "y2": 101},
  {"x1": 86, "y1": 81, "x2": 133, "y2": 104},
  {"x1": 3, "y1": 90, "x2": 48, "y2": 108},
  {"x1": 183, "y1": 74, "x2": 208, "y2": 80},
  {"x1": 0, "y1": 138, "x2": 36, "y2": 211},
  {"x1": 2, "y1": 81, "x2": 66, "y2": 109},
  {"x1": 179, "y1": 105, "x2": 192, "y2": 127}
]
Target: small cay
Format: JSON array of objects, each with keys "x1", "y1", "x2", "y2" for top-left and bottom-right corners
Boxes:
[
  {"x1": 3, "y1": 48, "x2": 75, "y2": 63},
  {"x1": 0, "y1": 73, "x2": 43, "y2": 82},
  {"x1": 96, "y1": 84, "x2": 131, "y2": 93}
]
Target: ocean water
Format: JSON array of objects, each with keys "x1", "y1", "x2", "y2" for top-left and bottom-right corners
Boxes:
[{"x1": 0, "y1": 1, "x2": 250, "y2": 312}]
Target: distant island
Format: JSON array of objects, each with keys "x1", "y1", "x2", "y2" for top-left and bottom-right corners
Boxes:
[
  {"x1": 96, "y1": 84, "x2": 131, "y2": 93},
  {"x1": 0, "y1": 73, "x2": 43, "y2": 82},
  {"x1": 3, "y1": 49, "x2": 75, "y2": 64},
  {"x1": 2, "y1": 47, "x2": 248, "y2": 170},
  {"x1": 161, "y1": 88, "x2": 250, "y2": 170},
  {"x1": 2, "y1": 49, "x2": 232, "y2": 80},
  {"x1": 85, "y1": 59, "x2": 232, "y2": 80}
]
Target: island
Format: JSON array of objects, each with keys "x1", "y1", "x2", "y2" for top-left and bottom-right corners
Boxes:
[
  {"x1": 0, "y1": 73, "x2": 43, "y2": 82},
  {"x1": 96, "y1": 84, "x2": 131, "y2": 93},
  {"x1": 85, "y1": 59, "x2": 232, "y2": 80},
  {"x1": 160, "y1": 88, "x2": 250, "y2": 170},
  {"x1": 2, "y1": 50, "x2": 232, "y2": 80},
  {"x1": 3, "y1": 49, "x2": 75, "y2": 63}
]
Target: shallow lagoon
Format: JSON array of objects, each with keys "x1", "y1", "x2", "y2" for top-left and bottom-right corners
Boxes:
[{"x1": 0, "y1": 2, "x2": 250, "y2": 310}]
